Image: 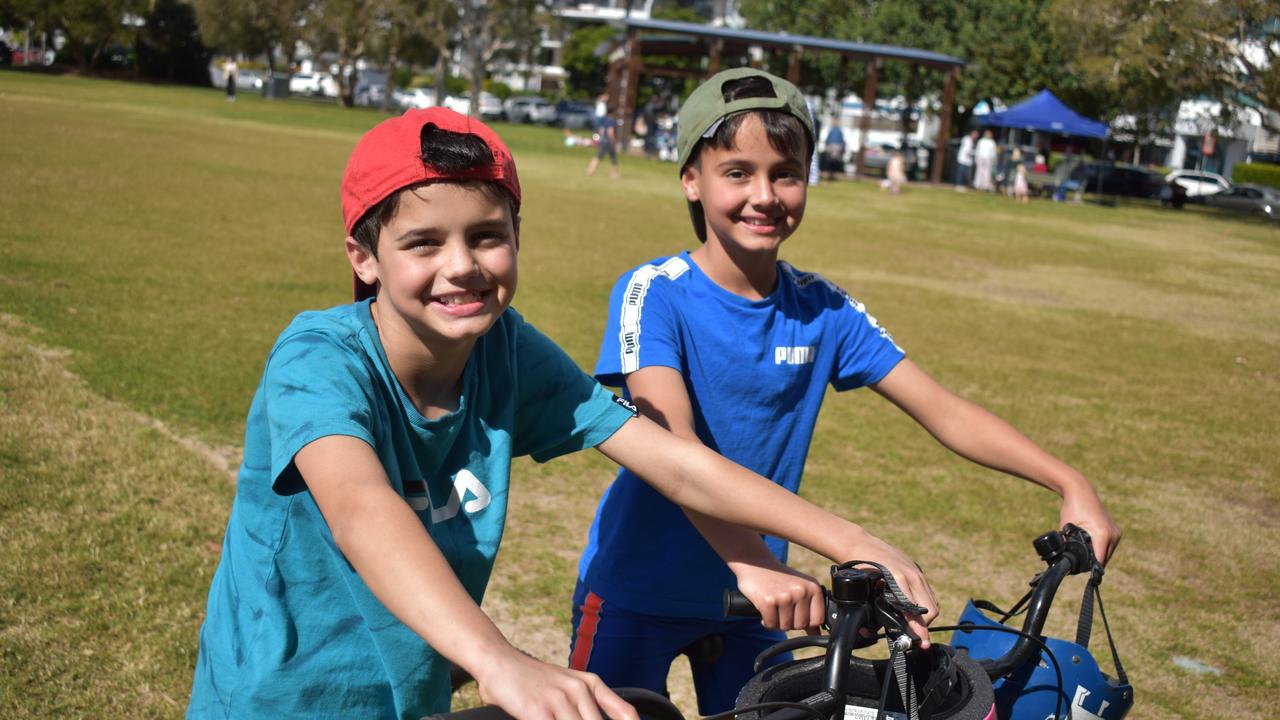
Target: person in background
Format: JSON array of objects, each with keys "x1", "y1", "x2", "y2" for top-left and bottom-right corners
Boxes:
[
  {"x1": 882, "y1": 150, "x2": 907, "y2": 194},
  {"x1": 955, "y1": 129, "x2": 977, "y2": 190},
  {"x1": 224, "y1": 58, "x2": 237, "y2": 102},
  {"x1": 820, "y1": 122, "x2": 846, "y2": 181},
  {"x1": 974, "y1": 129, "x2": 997, "y2": 191},
  {"x1": 587, "y1": 93, "x2": 620, "y2": 180}
]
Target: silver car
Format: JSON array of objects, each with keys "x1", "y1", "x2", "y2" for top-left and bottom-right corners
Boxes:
[{"x1": 1202, "y1": 183, "x2": 1280, "y2": 219}]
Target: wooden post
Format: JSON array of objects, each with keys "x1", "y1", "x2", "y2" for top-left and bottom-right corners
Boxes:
[
  {"x1": 931, "y1": 66, "x2": 958, "y2": 185},
  {"x1": 787, "y1": 46, "x2": 802, "y2": 85},
  {"x1": 617, "y1": 27, "x2": 642, "y2": 148},
  {"x1": 855, "y1": 59, "x2": 878, "y2": 178},
  {"x1": 707, "y1": 38, "x2": 723, "y2": 76}
]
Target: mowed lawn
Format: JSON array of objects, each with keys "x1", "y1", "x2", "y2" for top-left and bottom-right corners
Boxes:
[{"x1": 1, "y1": 71, "x2": 1277, "y2": 719}]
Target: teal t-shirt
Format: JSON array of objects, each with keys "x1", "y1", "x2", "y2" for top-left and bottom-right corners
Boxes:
[{"x1": 188, "y1": 301, "x2": 633, "y2": 719}]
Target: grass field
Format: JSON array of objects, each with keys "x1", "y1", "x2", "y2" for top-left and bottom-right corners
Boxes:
[{"x1": 1, "y1": 70, "x2": 1277, "y2": 719}]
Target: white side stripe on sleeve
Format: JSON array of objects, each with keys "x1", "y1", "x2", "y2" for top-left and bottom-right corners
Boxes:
[
  {"x1": 780, "y1": 262, "x2": 903, "y2": 353},
  {"x1": 618, "y1": 257, "x2": 690, "y2": 374}
]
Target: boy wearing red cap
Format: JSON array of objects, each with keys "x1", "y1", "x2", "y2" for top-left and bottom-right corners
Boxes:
[{"x1": 187, "y1": 109, "x2": 939, "y2": 720}]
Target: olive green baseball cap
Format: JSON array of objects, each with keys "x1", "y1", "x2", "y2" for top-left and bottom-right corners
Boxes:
[{"x1": 676, "y1": 67, "x2": 814, "y2": 171}]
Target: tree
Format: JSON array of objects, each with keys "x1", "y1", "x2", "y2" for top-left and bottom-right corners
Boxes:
[
  {"x1": 455, "y1": 0, "x2": 544, "y2": 114},
  {"x1": 303, "y1": 0, "x2": 372, "y2": 107},
  {"x1": 368, "y1": 0, "x2": 456, "y2": 111},
  {"x1": 1046, "y1": 0, "x2": 1236, "y2": 156},
  {"x1": 191, "y1": 0, "x2": 307, "y2": 74},
  {"x1": 137, "y1": 0, "x2": 212, "y2": 85},
  {"x1": 42, "y1": 0, "x2": 144, "y2": 72},
  {"x1": 1198, "y1": 0, "x2": 1280, "y2": 130}
]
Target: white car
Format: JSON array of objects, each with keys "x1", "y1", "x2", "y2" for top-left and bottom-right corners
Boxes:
[
  {"x1": 1165, "y1": 169, "x2": 1230, "y2": 198},
  {"x1": 504, "y1": 96, "x2": 558, "y2": 124},
  {"x1": 289, "y1": 72, "x2": 338, "y2": 98},
  {"x1": 395, "y1": 87, "x2": 438, "y2": 110},
  {"x1": 443, "y1": 92, "x2": 503, "y2": 120}
]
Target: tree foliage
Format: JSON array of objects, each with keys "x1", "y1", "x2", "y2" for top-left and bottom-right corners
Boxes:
[
  {"x1": 191, "y1": 0, "x2": 306, "y2": 73},
  {"x1": 136, "y1": 0, "x2": 212, "y2": 85},
  {"x1": 740, "y1": 0, "x2": 1280, "y2": 140},
  {"x1": 562, "y1": 23, "x2": 615, "y2": 98}
]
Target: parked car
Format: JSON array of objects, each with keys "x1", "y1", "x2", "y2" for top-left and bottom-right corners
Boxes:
[
  {"x1": 0, "y1": 43, "x2": 11, "y2": 65},
  {"x1": 443, "y1": 92, "x2": 503, "y2": 120},
  {"x1": 504, "y1": 96, "x2": 558, "y2": 124},
  {"x1": 1201, "y1": 183, "x2": 1280, "y2": 219},
  {"x1": 354, "y1": 79, "x2": 387, "y2": 107},
  {"x1": 234, "y1": 69, "x2": 265, "y2": 91},
  {"x1": 1165, "y1": 169, "x2": 1230, "y2": 198},
  {"x1": 1068, "y1": 162, "x2": 1188, "y2": 207},
  {"x1": 556, "y1": 100, "x2": 595, "y2": 129},
  {"x1": 289, "y1": 72, "x2": 337, "y2": 97},
  {"x1": 859, "y1": 142, "x2": 925, "y2": 177},
  {"x1": 395, "y1": 87, "x2": 437, "y2": 110}
]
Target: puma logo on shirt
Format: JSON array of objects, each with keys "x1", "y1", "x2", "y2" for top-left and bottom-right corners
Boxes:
[{"x1": 775, "y1": 345, "x2": 816, "y2": 365}]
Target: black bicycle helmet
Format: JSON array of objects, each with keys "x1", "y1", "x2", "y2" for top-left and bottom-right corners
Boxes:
[{"x1": 735, "y1": 645, "x2": 994, "y2": 720}]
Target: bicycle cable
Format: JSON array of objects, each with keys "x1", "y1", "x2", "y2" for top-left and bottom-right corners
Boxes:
[{"x1": 701, "y1": 700, "x2": 829, "y2": 720}]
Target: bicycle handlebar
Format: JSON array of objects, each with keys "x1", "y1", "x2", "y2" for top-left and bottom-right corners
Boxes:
[{"x1": 723, "y1": 524, "x2": 1099, "y2": 683}]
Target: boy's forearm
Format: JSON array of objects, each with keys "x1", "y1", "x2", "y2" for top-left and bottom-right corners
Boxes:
[
  {"x1": 598, "y1": 417, "x2": 867, "y2": 562},
  {"x1": 684, "y1": 508, "x2": 783, "y2": 566}
]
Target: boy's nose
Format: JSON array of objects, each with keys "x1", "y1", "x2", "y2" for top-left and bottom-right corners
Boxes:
[
  {"x1": 443, "y1": 243, "x2": 479, "y2": 278},
  {"x1": 750, "y1": 178, "x2": 778, "y2": 206}
]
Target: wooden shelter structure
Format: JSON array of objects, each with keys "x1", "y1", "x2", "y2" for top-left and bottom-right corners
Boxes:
[{"x1": 605, "y1": 18, "x2": 966, "y2": 182}]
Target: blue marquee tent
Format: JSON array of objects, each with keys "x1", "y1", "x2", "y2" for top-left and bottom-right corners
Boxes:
[{"x1": 978, "y1": 89, "x2": 1108, "y2": 139}]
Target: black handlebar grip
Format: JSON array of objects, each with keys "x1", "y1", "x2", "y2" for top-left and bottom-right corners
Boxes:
[{"x1": 723, "y1": 589, "x2": 761, "y2": 618}]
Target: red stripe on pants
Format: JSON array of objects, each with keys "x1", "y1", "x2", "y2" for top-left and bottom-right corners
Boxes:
[{"x1": 569, "y1": 591, "x2": 604, "y2": 670}]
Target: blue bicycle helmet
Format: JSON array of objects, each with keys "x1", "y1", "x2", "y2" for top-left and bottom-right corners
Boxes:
[{"x1": 953, "y1": 594, "x2": 1132, "y2": 720}]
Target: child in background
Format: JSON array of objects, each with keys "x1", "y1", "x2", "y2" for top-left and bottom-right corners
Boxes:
[
  {"x1": 570, "y1": 68, "x2": 1120, "y2": 714},
  {"x1": 186, "y1": 107, "x2": 936, "y2": 720}
]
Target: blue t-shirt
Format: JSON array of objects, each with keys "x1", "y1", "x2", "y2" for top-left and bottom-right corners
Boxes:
[
  {"x1": 579, "y1": 252, "x2": 905, "y2": 619},
  {"x1": 189, "y1": 302, "x2": 633, "y2": 720}
]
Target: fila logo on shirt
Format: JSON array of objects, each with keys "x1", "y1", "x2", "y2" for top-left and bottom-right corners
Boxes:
[
  {"x1": 775, "y1": 345, "x2": 816, "y2": 365},
  {"x1": 404, "y1": 469, "x2": 492, "y2": 524}
]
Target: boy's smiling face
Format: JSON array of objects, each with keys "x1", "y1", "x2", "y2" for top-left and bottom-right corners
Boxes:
[
  {"x1": 681, "y1": 113, "x2": 807, "y2": 254},
  {"x1": 349, "y1": 181, "x2": 519, "y2": 351}
]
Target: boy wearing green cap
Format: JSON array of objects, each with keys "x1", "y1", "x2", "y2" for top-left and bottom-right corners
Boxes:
[{"x1": 570, "y1": 68, "x2": 1120, "y2": 713}]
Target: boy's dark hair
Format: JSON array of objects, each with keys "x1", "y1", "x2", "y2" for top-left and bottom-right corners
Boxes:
[
  {"x1": 351, "y1": 125, "x2": 518, "y2": 257},
  {"x1": 684, "y1": 76, "x2": 813, "y2": 243}
]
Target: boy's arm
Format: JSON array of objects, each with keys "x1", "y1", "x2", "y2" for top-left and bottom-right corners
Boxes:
[
  {"x1": 295, "y1": 435, "x2": 638, "y2": 720},
  {"x1": 870, "y1": 359, "x2": 1121, "y2": 563},
  {"x1": 625, "y1": 366, "x2": 825, "y2": 631},
  {"x1": 595, "y1": 411, "x2": 938, "y2": 646}
]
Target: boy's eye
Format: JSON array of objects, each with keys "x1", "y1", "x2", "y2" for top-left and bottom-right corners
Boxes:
[{"x1": 473, "y1": 232, "x2": 510, "y2": 247}]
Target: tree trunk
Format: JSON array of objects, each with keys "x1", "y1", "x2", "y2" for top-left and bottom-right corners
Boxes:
[{"x1": 434, "y1": 52, "x2": 447, "y2": 108}]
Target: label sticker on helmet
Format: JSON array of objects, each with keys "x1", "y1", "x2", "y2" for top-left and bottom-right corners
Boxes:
[{"x1": 844, "y1": 705, "x2": 905, "y2": 720}]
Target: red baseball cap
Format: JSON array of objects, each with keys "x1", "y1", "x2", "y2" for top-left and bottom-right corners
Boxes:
[{"x1": 341, "y1": 107, "x2": 522, "y2": 301}]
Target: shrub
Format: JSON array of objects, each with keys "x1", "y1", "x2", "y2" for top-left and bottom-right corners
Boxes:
[{"x1": 1231, "y1": 162, "x2": 1280, "y2": 189}]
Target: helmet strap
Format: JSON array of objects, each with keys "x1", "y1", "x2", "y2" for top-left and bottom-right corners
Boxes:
[{"x1": 1076, "y1": 570, "x2": 1129, "y2": 686}]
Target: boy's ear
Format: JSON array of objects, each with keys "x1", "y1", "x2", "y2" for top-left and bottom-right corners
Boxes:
[
  {"x1": 346, "y1": 236, "x2": 379, "y2": 288},
  {"x1": 512, "y1": 214, "x2": 521, "y2": 252},
  {"x1": 680, "y1": 165, "x2": 701, "y2": 203}
]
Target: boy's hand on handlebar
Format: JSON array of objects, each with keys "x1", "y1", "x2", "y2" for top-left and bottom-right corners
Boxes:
[
  {"x1": 851, "y1": 533, "x2": 938, "y2": 649},
  {"x1": 729, "y1": 559, "x2": 825, "y2": 633},
  {"x1": 1059, "y1": 487, "x2": 1121, "y2": 565},
  {"x1": 474, "y1": 651, "x2": 637, "y2": 720}
]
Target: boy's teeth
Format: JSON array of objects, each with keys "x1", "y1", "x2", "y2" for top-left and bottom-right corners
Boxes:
[{"x1": 438, "y1": 291, "x2": 483, "y2": 305}]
